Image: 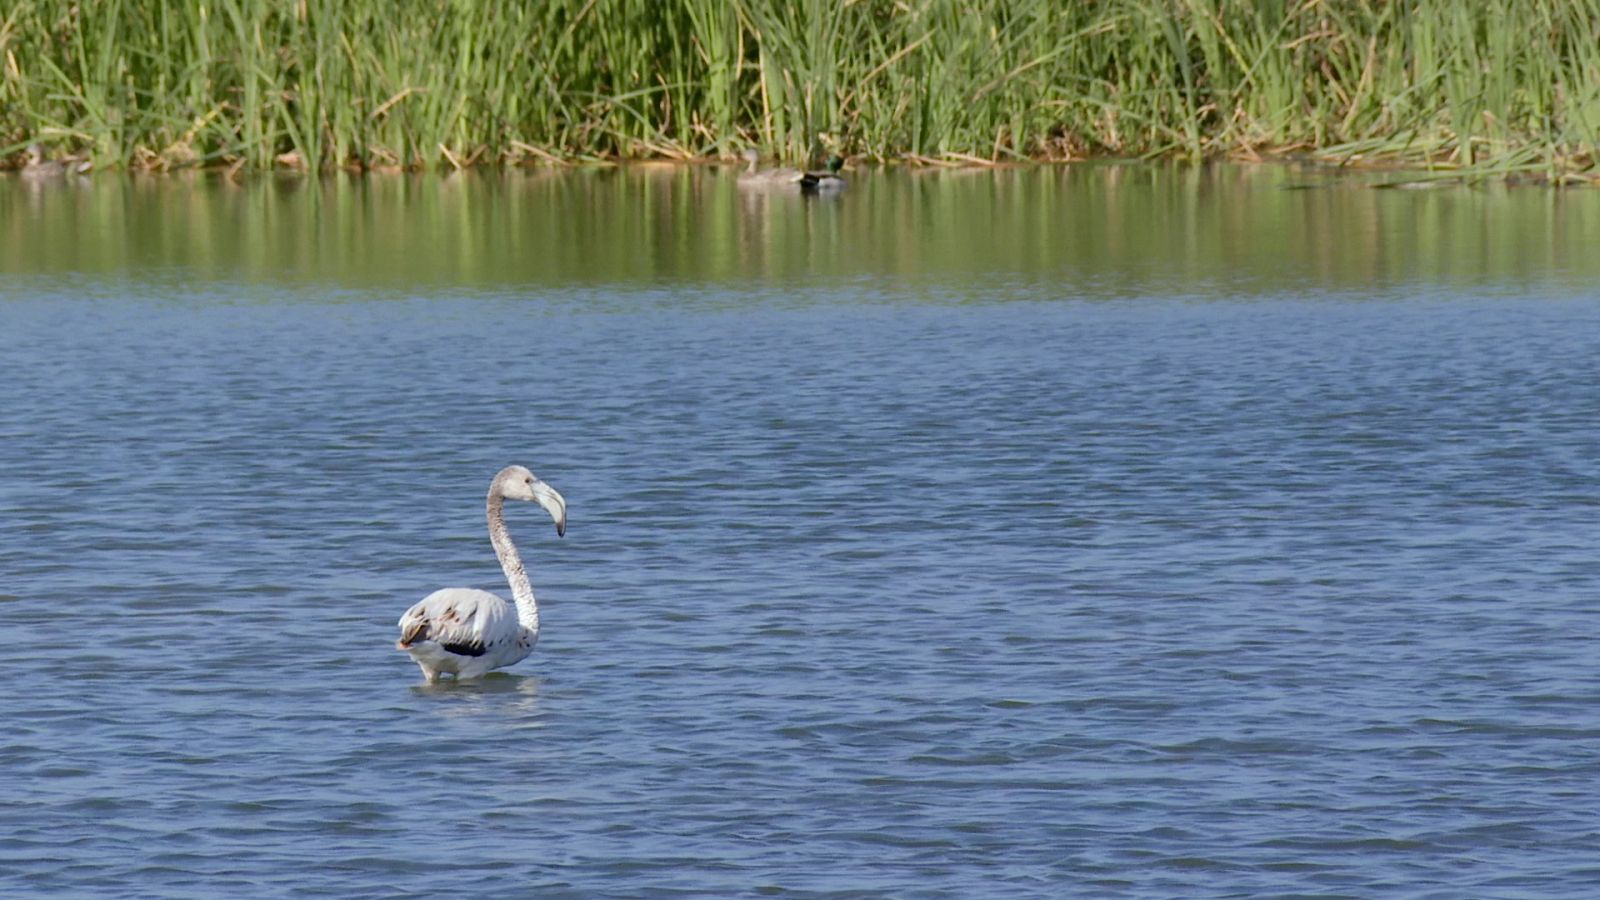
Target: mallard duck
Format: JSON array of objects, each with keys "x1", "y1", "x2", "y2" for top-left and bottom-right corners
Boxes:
[
  {"x1": 800, "y1": 155, "x2": 846, "y2": 193},
  {"x1": 737, "y1": 149, "x2": 807, "y2": 188},
  {"x1": 21, "y1": 143, "x2": 91, "y2": 178}
]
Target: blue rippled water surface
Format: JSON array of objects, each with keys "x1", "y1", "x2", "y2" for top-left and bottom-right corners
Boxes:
[{"x1": 3, "y1": 166, "x2": 1600, "y2": 896}]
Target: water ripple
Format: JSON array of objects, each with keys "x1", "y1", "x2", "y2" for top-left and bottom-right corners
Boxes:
[{"x1": 2, "y1": 286, "x2": 1600, "y2": 896}]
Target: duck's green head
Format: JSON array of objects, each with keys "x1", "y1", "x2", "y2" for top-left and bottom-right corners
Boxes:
[{"x1": 826, "y1": 155, "x2": 844, "y2": 174}]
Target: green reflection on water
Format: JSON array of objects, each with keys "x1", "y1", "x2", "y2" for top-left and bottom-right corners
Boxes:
[{"x1": 3, "y1": 164, "x2": 1598, "y2": 295}]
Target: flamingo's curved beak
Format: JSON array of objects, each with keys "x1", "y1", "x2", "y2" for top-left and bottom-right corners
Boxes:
[{"x1": 533, "y1": 481, "x2": 567, "y2": 538}]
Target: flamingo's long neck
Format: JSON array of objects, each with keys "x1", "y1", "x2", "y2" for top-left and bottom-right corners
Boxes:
[{"x1": 487, "y1": 491, "x2": 539, "y2": 634}]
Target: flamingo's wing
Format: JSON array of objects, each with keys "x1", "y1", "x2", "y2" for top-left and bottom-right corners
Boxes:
[{"x1": 397, "y1": 588, "x2": 515, "y2": 657}]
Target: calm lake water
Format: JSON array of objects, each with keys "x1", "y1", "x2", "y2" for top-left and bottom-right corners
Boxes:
[{"x1": 3, "y1": 164, "x2": 1600, "y2": 897}]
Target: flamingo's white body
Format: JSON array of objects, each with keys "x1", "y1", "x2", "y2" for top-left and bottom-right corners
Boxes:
[{"x1": 397, "y1": 465, "x2": 566, "y2": 683}]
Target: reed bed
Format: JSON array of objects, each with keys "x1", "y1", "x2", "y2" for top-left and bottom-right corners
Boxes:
[{"x1": 3, "y1": 0, "x2": 1599, "y2": 177}]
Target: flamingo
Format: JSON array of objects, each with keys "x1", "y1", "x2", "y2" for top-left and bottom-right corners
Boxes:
[{"x1": 396, "y1": 465, "x2": 566, "y2": 683}]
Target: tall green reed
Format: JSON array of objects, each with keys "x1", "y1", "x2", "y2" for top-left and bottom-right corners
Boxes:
[{"x1": 1, "y1": 0, "x2": 1596, "y2": 176}]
